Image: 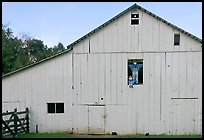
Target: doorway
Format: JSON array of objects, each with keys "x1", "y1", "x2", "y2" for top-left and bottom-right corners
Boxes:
[{"x1": 88, "y1": 105, "x2": 105, "y2": 134}]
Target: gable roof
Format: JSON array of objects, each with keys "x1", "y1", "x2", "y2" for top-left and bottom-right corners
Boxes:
[
  {"x1": 66, "y1": 3, "x2": 202, "y2": 50},
  {"x1": 2, "y1": 3, "x2": 202, "y2": 78}
]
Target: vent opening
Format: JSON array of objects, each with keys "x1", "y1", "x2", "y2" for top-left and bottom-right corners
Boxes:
[{"x1": 131, "y1": 12, "x2": 139, "y2": 25}]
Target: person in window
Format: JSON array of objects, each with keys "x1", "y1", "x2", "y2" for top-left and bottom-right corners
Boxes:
[
  {"x1": 128, "y1": 75, "x2": 134, "y2": 85},
  {"x1": 132, "y1": 62, "x2": 138, "y2": 84}
]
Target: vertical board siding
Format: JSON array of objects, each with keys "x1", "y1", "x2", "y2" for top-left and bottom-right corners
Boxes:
[
  {"x1": 2, "y1": 6, "x2": 202, "y2": 135},
  {"x1": 178, "y1": 52, "x2": 187, "y2": 98},
  {"x1": 171, "y1": 53, "x2": 179, "y2": 98},
  {"x1": 2, "y1": 53, "x2": 73, "y2": 133},
  {"x1": 73, "y1": 9, "x2": 201, "y2": 54}
]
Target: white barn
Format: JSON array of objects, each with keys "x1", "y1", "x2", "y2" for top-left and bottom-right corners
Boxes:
[{"x1": 2, "y1": 3, "x2": 202, "y2": 135}]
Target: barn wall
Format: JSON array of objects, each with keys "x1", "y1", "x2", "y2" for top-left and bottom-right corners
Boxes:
[
  {"x1": 2, "y1": 52, "x2": 73, "y2": 133},
  {"x1": 71, "y1": 7, "x2": 202, "y2": 135},
  {"x1": 72, "y1": 51, "x2": 202, "y2": 135},
  {"x1": 2, "y1": 6, "x2": 202, "y2": 135},
  {"x1": 73, "y1": 10, "x2": 201, "y2": 54}
]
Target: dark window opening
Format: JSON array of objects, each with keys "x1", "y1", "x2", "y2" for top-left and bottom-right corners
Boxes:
[
  {"x1": 174, "y1": 33, "x2": 180, "y2": 46},
  {"x1": 47, "y1": 103, "x2": 64, "y2": 113},
  {"x1": 56, "y1": 103, "x2": 64, "y2": 113},
  {"x1": 128, "y1": 59, "x2": 143, "y2": 86},
  {"x1": 131, "y1": 19, "x2": 139, "y2": 25},
  {"x1": 131, "y1": 12, "x2": 139, "y2": 25},
  {"x1": 131, "y1": 13, "x2": 139, "y2": 18},
  {"x1": 47, "y1": 103, "x2": 55, "y2": 113}
]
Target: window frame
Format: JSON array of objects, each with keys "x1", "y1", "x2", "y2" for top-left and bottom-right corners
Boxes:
[
  {"x1": 47, "y1": 102, "x2": 64, "y2": 114},
  {"x1": 56, "y1": 103, "x2": 64, "y2": 113},
  {"x1": 174, "y1": 33, "x2": 180, "y2": 46},
  {"x1": 127, "y1": 59, "x2": 143, "y2": 87},
  {"x1": 131, "y1": 12, "x2": 139, "y2": 25},
  {"x1": 47, "y1": 103, "x2": 55, "y2": 113}
]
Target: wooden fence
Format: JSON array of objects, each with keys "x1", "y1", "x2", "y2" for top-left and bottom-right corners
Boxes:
[{"x1": 2, "y1": 108, "x2": 29, "y2": 138}]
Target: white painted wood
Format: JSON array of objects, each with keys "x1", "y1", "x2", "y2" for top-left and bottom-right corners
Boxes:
[
  {"x1": 154, "y1": 53, "x2": 161, "y2": 121},
  {"x1": 111, "y1": 53, "x2": 117, "y2": 104},
  {"x1": 2, "y1": 6, "x2": 202, "y2": 135},
  {"x1": 105, "y1": 54, "x2": 111, "y2": 104},
  {"x1": 88, "y1": 106, "x2": 105, "y2": 134},
  {"x1": 149, "y1": 53, "x2": 155, "y2": 122},
  {"x1": 171, "y1": 52, "x2": 179, "y2": 98},
  {"x1": 178, "y1": 52, "x2": 187, "y2": 98},
  {"x1": 143, "y1": 53, "x2": 150, "y2": 133}
]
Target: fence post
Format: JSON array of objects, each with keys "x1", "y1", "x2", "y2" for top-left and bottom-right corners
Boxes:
[
  {"x1": 14, "y1": 108, "x2": 18, "y2": 138},
  {"x1": 26, "y1": 107, "x2": 29, "y2": 133}
]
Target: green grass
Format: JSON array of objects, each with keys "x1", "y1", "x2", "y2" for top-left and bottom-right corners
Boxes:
[
  {"x1": 16, "y1": 133, "x2": 202, "y2": 138},
  {"x1": 118, "y1": 134, "x2": 202, "y2": 138},
  {"x1": 16, "y1": 133, "x2": 75, "y2": 138}
]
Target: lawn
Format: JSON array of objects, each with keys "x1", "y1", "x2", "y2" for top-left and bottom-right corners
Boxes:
[
  {"x1": 16, "y1": 133, "x2": 202, "y2": 138},
  {"x1": 118, "y1": 134, "x2": 202, "y2": 138}
]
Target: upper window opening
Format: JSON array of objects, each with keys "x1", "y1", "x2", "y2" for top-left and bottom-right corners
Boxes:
[
  {"x1": 131, "y1": 13, "x2": 139, "y2": 18},
  {"x1": 128, "y1": 59, "x2": 143, "y2": 86},
  {"x1": 174, "y1": 33, "x2": 180, "y2": 46},
  {"x1": 131, "y1": 12, "x2": 139, "y2": 25}
]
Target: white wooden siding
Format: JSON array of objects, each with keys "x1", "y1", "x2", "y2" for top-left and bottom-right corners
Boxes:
[
  {"x1": 73, "y1": 10, "x2": 201, "y2": 54},
  {"x1": 2, "y1": 53, "x2": 73, "y2": 133},
  {"x1": 2, "y1": 6, "x2": 202, "y2": 135}
]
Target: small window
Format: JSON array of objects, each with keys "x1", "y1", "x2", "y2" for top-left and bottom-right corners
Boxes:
[
  {"x1": 56, "y1": 103, "x2": 64, "y2": 113},
  {"x1": 47, "y1": 103, "x2": 55, "y2": 113},
  {"x1": 131, "y1": 13, "x2": 139, "y2": 18},
  {"x1": 47, "y1": 103, "x2": 64, "y2": 113},
  {"x1": 128, "y1": 59, "x2": 143, "y2": 86},
  {"x1": 174, "y1": 33, "x2": 180, "y2": 46},
  {"x1": 131, "y1": 19, "x2": 139, "y2": 25},
  {"x1": 131, "y1": 12, "x2": 139, "y2": 25}
]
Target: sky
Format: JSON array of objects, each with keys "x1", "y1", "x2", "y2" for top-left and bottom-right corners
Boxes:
[{"x1": 2, "y1": 2, "x2": 202, "y2": 48}]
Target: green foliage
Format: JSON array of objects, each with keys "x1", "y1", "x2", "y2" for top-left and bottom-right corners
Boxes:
[
  {"x1": 53, "y1": 42, "x2": 65, "y2": 54},
  {"x1": 2, "y1": 24, "x2": 66, "y2": 75}
]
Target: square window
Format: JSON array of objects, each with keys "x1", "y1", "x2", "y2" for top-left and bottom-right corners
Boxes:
[
  {"x1": 128, "y1": 59, "x2": 143, "y2": 86},
  {"x1": 47, "y1": 103, "x2": 55, "y2": 113},
  {"x1": 56, "y1": 103, "x2": 64, "y2": 113}
]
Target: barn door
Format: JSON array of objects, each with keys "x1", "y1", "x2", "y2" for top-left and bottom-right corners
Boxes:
[
  {"x1": 171, "y1": 99, "x2": 197, "y2": 134},
  {"x1": 88, "y1": 105, "x2": 105, "y2": 134}
]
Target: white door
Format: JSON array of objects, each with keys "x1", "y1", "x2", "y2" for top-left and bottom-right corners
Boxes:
[{"x1": 88, "y1": 106, "x2": 105, "y2": 134}]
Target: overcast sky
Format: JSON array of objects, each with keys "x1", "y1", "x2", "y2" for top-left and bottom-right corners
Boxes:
[{"x1": 2, "y1": 2, "x2": 202, "y2": 48}]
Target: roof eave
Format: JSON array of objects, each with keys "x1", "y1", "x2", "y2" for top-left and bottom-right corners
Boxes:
[
  {"x1": 2, "y1": 47, "x2": 73, "y2": 78},
  {"x1": 67, "y1": 3, "x2": 201, "y2": 50}
]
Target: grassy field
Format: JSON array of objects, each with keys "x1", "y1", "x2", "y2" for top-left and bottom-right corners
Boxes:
[{"x1": 16, "y1": 133, "x2": 202, "y2": 138}]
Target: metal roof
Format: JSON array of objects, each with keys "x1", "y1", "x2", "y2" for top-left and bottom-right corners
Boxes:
[{"x1": 2, "y1": 3, "x2": 202, "y2": 78}]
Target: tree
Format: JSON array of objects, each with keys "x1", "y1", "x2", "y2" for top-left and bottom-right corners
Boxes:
[
  {"x1": 2, "y1": 24, "x2": 23, "y2": 74},
  {"x1": 25, "y1": 38, "x2": 47, "y2": 62},
  {"x1": 2, "y1": 24, "x2": 66, "y2": 75},
  {"x1": 53, "y1": 42, "x2": 65, "y2": 54}
]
